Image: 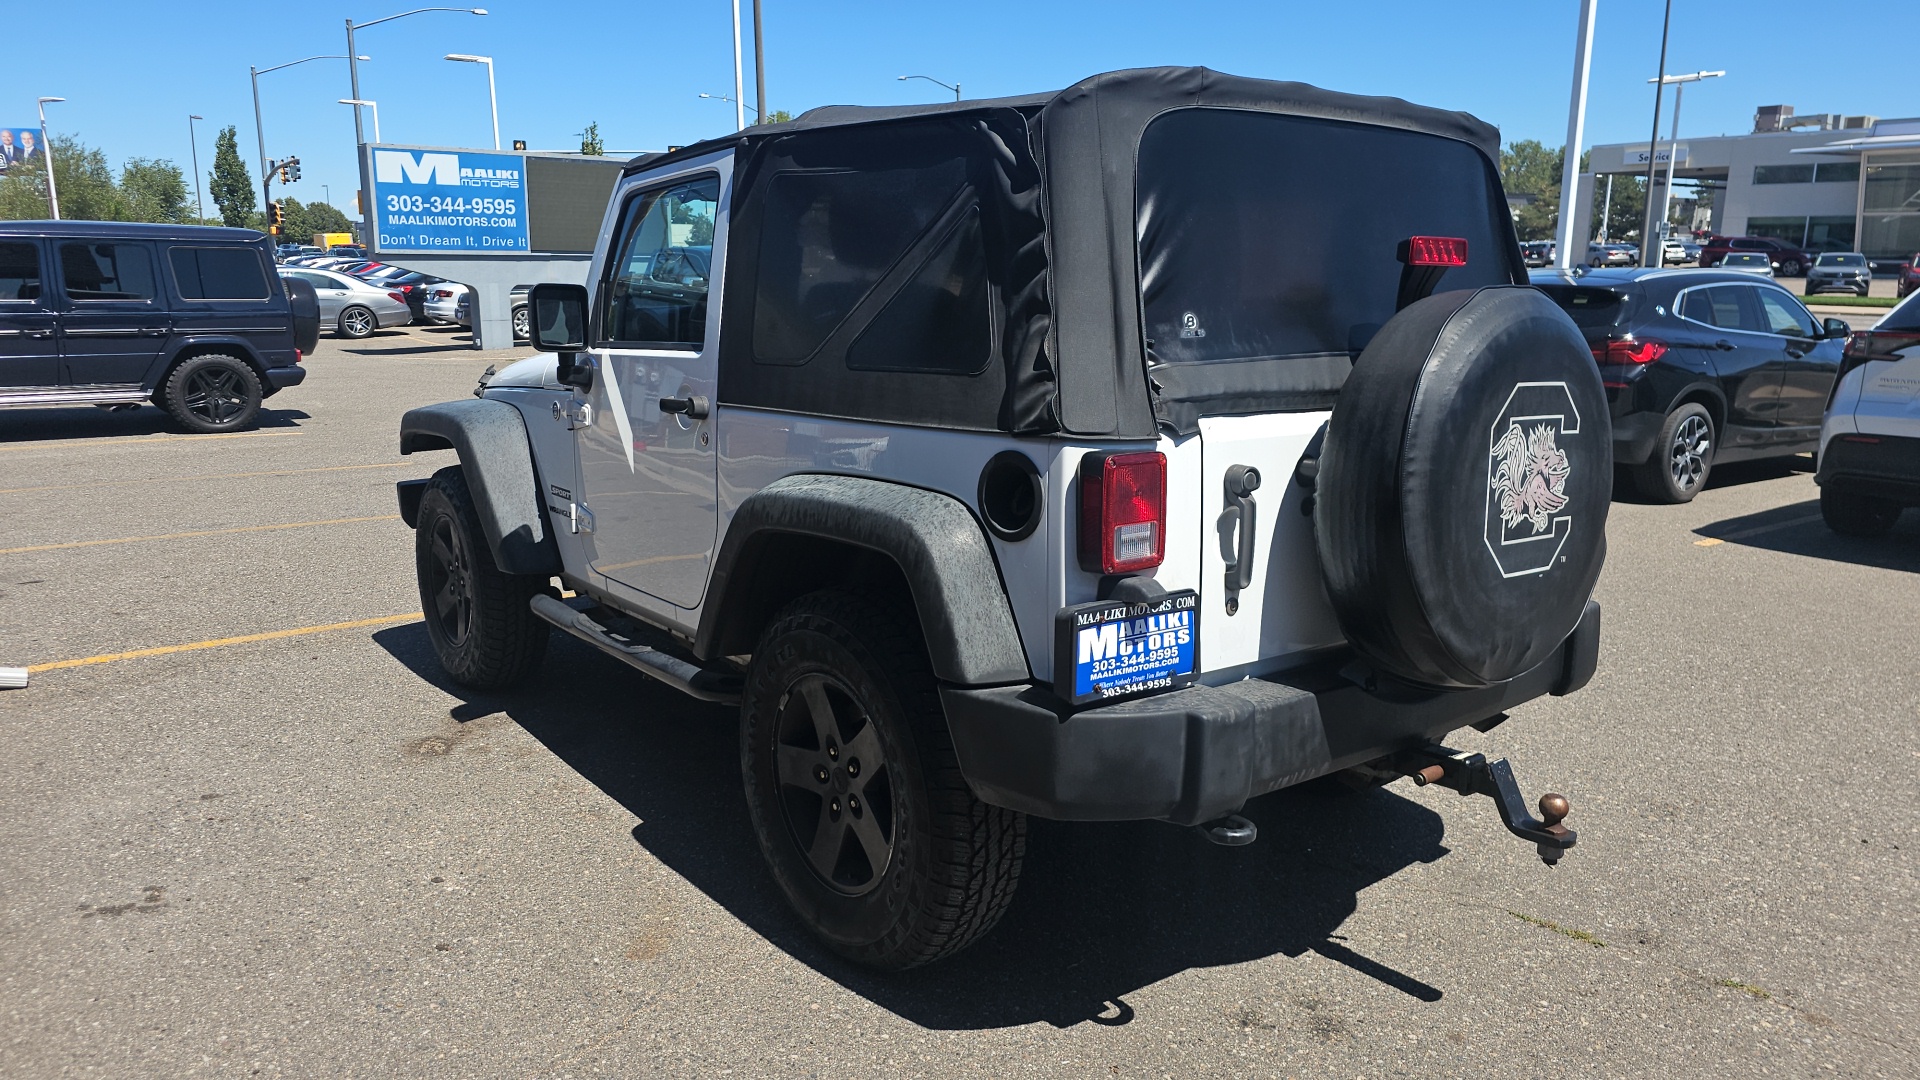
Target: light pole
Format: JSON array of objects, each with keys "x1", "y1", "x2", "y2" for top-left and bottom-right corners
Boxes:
[
  {"x1": 346, "y1": 7, "x2": 487, "y2": 146},
  {"x1": 1639, "y1": 0, "x2": 1674, "y2": 267},
  {"x1": 444, "y1": 54, "x2": 499, "y2": 149},
  {"x1": 36, "y1": 97, "x2": 63, "y2": 220},
  {"x1": 253, "y1": 54, "x2": 368, "y2": 213},
  {"x1": 1647, "y1": 69, "x2": 1725, "y2": 260},
  {"x1": 731, "y1": 0, "x2": 746, "y2": 131},
  {"x1": 699, "y1": 93, "x2": 759, "y2": 121},
  {"x1": 898, "y1": 74, "x2": 960, "y2": 101},
  {"x1": 752, "y1": 0, "x2": 766, "y2": 124},
  {"x1": 339, "y1": 100, "x2": 381, "y2": 143},
  {"x1": 187, "y1": 114, "x2": 206, "y2": 223},
  {"x1": 323, "y1": 184, "x2": 332, "y2": 209},
  {"x1": 1553, "y1": 0, "x2": 1597, "y2": 270}
]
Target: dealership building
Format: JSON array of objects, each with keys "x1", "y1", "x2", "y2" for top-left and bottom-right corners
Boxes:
[{"x1": 1576, "y1": 106, "x2": 1920, "y2": 268}]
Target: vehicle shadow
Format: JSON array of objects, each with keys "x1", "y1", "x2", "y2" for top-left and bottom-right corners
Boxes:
[
  {"x1": 373, "y1": 622, "x2": 1456, "y2": 1030},
  {"x1": 0, "y1": 406, "x2": 309, "y2": 443},
  {"x1": 1610, "y1": 455, "x2": 1812, "y2": 504},
  {"x1": 338, "y1": 341, "x2": 484, "y2": 357},
  {"x1": 1694, "y1": 498, "x2": 1920, "y2": 573}
]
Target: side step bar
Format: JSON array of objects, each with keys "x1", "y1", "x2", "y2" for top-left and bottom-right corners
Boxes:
[
  {"x1": 529, "y1": 593, "x2": 743, "y2": 705},
  {"x1": 0, "y1": 387, "x2": 151, "y2": 410}
]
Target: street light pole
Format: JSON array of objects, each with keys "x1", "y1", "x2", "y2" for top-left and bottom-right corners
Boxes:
[
  {"x1": 731, "y1": 0, "x2": 746, "y2": 131},
  {"x1": 1639, "y1": 0, "x2": 1674, "y2": 267},
  {"x1": 1646, "y1": 70, "x2": 1725, "y2": 259},
  {"x1": 187, "y1": 115, "x2": 206, "y2": 223},
  {"x1": 1553, "y1": 0, "x2": 1597, "y2": 270},
  {"x1": 347, "y1": 8, "x2": 489, "y2": 246},
  {"x1": 897, "y1": 74, "x2": 960, "y2": 101},
  {"x1": 444, "y1": 55, "x2": 499, "y2": 149},
  {"x1": 752, "y1": 0, "x2": 766, "y2": 124},
  {"x1": 340, "y1": 100, "x2": 381, "y2": 143},
  {"x1": 36, "y1": 97, "x2": 64, "y2": 220},
  {"x1": 253, "y1": 54, "x2": 368, "y2": 215}
]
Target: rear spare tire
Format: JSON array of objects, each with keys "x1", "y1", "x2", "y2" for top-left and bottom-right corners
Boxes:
[{"x1": 1315, "y1": 286, "x2": 1610, "y2": 690}]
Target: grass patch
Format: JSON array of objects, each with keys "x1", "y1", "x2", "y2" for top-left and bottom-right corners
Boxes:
[
  {"x1": 1508, "y1": 911, "x2": 1605, "y2": 947},
  {"x1": 1802, "y1": 294, "x2": 1898, "y2": 309},
  {"x1": 1716, "y1": 978, "x2": 1772, "y2": 1000}
]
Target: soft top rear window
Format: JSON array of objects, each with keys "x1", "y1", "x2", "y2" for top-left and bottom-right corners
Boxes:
[
  {"x1": 1533, "y1": 285, "x2": 1629, "y2": 332},
  {"x1": 1137, "y1": 109, "x2": 1516, "y2": 394}
]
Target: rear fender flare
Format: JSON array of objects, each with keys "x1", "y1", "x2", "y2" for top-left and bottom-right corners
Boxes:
[
  {"x1": 399, "y1": 399, "x2": 560, "y2": 576},
  {"x1": 697, "y1": 474, "x2": 1029, "y2": 687}
]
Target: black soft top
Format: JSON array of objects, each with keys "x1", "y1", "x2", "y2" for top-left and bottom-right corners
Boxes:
[{"x1": 638, "y1": 67, "x2": 1507, "y2": 438}]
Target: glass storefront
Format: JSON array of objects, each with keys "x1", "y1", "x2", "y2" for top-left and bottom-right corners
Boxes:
[
  {"x1": 1862, "y1": 151, "x2": 1920, "y2": 260},
  {"x1": 1749, "y1": 215, "x2": 1857, "y2": 252}
]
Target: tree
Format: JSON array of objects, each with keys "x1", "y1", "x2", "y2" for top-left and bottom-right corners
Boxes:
[
  {"x1": 0, "y1": 135, "x2": 121, "y2": 221},
  {"x1": 1501, "y1": 139, "x2": 1564, "y2": 242},
  {"x1": 209, "y1": 125, "x2": 257, "y2": 228},
  {"x1": 1590, "y1": 174, "x2": 1648, "y2": 245},
  {"x1": 119, "y1": 158, "x2": 192, "y2": 223},
  {"x1": 279, "y1": 197, "x2": 354, "y2": 245},
  {"x1": 757, "y1": 110, "x2": 793, "y2": 125},
  {"x1": 580, "y1": 122, "x2": 603, "y2": 156}
]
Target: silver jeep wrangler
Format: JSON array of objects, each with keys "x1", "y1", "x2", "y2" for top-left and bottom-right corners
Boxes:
[{"x1": 397, "y1": 67, "x2": 1610, "y2": 970}]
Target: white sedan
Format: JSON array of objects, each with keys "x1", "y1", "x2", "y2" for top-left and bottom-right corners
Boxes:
[{"x1": 279, "y1": 268, "x2": 413, "y2": 339}]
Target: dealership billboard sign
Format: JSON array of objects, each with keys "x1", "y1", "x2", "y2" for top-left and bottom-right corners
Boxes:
[{"x1": 367, "y1": 146, "x2": 530, "y2": 254}]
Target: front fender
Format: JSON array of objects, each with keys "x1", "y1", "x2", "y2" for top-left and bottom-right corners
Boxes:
[
  {"x1": 698, "y1": 474, "x2": 1029, "y2": 687},
  {"x1": 399, "y1": 399, "x2": 560, "y2": 576}
]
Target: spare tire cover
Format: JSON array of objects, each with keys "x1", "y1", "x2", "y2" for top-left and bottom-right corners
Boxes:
[
  {"x1": 1315, "y1": 286, "x2": 1609, "y2": 690},
  {"x1": 283, "y1": 275, "x2": 321, "y2": 356}
]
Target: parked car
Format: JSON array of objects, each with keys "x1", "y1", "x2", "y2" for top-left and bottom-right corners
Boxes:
[
  {"x1": 368, "y1": 269, "x2": 441, "y2": 323},
  {"x1": 452, "y1": 283, "x2": 533, "y2": 340},
  {"x1": 1816, "y1": 291, "x2": 1920, "y2": 534},
  {"x1": 1720, "y1": 252, "x2": 1775, "y2": 276},
  {"x1": 1699, "y1": 235, "x2": 1813, "y2": 276},
  {"x1": 326, "y1": 244, "x2": 366, "y2": 259},
  {"x1": 423, "y1": 281, "x2": 468, "y2": 324},
  {"x1": 1522, "y1": 240, "x2": 1556, "y2": 267},
  {"x1": 1585, "y1": 242, "x2": 1635, "y2": 267},
  {"x1": 0, "y1": 221, "x2": 314, "y2": 431},
  {"x1": 1805, "y1": 253, "x2": 1874, "y2": 297},
  {"x1": 398, "y1": 66, "x2": 1608, "y2": 970},
  {"x1": 1532, "y1": 266, "x2": 1849, "y2": 502},
  {"x1": 277, "y1": 265, "x2": 412, "y2": 338},
  {"x1": 1898, "y1": 255, "x2": 1918, "y2": 298},
  {"x1": 1660, "y1": 238, "x2": 1697, "y2": 265}
]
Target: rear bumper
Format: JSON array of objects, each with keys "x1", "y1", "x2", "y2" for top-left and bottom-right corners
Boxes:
[
  {"x1": 1611, "y1": 408, "x2": 1661, "y2": 466},
  {"x1": 1817, "y1": 433, "x2": 1920, "y2": 506},
  {"x1": 264, "y1": 365, "x2": 306, "y2": 392},
  {"x1": 943, "y1": 602, "x2": 1601, "y2": 825}
]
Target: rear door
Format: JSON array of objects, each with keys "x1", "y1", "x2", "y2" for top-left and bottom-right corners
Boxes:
[
  {"x1": 1751, "y1": 285, "x2": 1840, "y2": 443},
  {"x1": 572, "y1": 164, "x2": 725, "y2": 610},
  {"x1": 53, "y1": 238, "x2": 170, "y2": 386},
  {"x1": 164, "y1": 243, "x2": 283, "y2": 361},
  {"x1": 1678, "y1": 284, "x2": 1780, "y2": 448},
  {"x1": 0, "y1": 238, "x2": 59, "y2": 390}
]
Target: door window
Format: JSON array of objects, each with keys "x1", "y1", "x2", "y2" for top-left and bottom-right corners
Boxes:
[
  {"x1": 1754, "y1": 289, "x2": 1818, "y2": 338},
  {"x1": 599, "y1": 177, "x2": 719, "y2": 348},
  {"x1": 170, "y1": 246, "x2": 269, "y2": 300},
  {"x1": 1680, "y1": 286, "x2": 1747, "y2": 330},
  {"x1": 0, "y1": 242, "x2": 42, "y2": 301},
  {"x1": 58, "y1": 241, "x2": 157, "y2": 301}
]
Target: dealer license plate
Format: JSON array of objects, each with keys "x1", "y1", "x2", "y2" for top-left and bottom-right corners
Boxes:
[{"x1": 1053, "y1": 590, "x2": 1198, "y2": 707}]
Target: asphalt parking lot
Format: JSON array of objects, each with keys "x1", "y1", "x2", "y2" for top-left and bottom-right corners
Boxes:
[{"x1": 2, "y1": 326, "x2": 1916, "y2": 1078}]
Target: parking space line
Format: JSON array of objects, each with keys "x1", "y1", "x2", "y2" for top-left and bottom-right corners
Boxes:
[
  {"x1": 1694, "y1": 513, "x2": 1823, "y2": 547},
  {"x1": 26, "y1": 612, "x2": 423, "y2": 673},
  {"x1": 0, "y1": 431, "x2": 304, "y2": 453},
  {"x1": 0, "y1": 461, "x2": 414, "y2": 497},
  {"x1": 0, "y1": 515, "x2": 400, "y2": 556}
]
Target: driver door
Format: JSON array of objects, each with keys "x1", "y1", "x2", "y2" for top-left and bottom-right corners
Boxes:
[{"x1": 574, "y1": 167, "x2": 725, "y2": 610}]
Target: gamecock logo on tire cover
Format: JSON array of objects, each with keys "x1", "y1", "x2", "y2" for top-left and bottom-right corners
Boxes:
[{"x1": 1484, "y1": 382, "x2": 1581, "y2": 578}]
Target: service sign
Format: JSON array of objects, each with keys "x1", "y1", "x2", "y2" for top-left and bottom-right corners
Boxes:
[
  {"x1": 1054, "y1": 591, "x2": 1198, "y2": 707},
  {"x1": 368, "y1": 146, "x2": 529, "y2": 254}
]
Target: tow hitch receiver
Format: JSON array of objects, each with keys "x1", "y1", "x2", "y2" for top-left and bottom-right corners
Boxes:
[{"x1": 1406, "y1": 744, "x2": 1575, "y2": 865}]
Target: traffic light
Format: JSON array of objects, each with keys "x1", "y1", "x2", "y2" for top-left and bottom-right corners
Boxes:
[
  {"x1": 286, "y1": 158, "x2": 301, "y2": 183},
  {"x1": 268, "y1": 201, "x2": 283, "y2": 236}
]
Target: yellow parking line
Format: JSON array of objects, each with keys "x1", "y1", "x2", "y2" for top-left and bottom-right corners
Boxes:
[
  {"x1": 0, "y1": 430, "x2": 303, "y2": 452},
  {"x1": 0, "y1": 515, "x2": 400, "y2": 556},
  {"x1": 27, "y1": 613, "x2": 423, "y2": 673},
  {"x1": 1693, "y1": 513, "x2": 1823, "y2": 547},
  {"x1": 0, "y1": 461, "x2": 413, "y2": 496}
]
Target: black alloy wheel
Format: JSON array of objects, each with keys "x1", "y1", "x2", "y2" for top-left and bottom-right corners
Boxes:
[
  {"x1": 412, "y1": 466, "x2": 550, "y2": 689},
  {"x1": 1634, "y1": 402, "x2": 1714, "y2": 504},
  {"x1": 424, "y1": 512, "x2": 474, "y2": 651},
  {"x1": 1781, "y1": 259, "x2": 1803, "y2": 277},
  {"x1": 161, "y1": 353, "x2": 263, "y2": 434},
  {"x1": 773, "y1": 672, "x2": 895, "y2": 896}
]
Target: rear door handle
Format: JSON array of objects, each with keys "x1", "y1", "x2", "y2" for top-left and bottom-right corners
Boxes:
[
  {"x1": 658, "y1": 395, "x2": 710, "y2": 420},
  {"x1": 1714, "y1": 339, "x2": 1737, "y2": 351}
]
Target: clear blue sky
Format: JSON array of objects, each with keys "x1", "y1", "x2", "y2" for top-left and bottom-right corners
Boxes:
[{"x1": 4, "y1": 0, "x2": 1911, "y2": 216}]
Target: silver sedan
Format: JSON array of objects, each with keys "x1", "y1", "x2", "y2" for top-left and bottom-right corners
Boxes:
[{"x1": 278, "y1": 268, "x2": 413, "y2": 339}]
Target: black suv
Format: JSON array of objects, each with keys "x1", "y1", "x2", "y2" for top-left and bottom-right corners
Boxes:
[
  {"x1": 1532, "y1": 267, "x2": 1850, "y2": 502},
  {"x1": 0, "y1": 222, "x2": 318, "y2": 432}
]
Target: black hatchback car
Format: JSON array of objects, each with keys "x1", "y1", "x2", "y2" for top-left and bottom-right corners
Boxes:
[
  {"x1": 0, "y1": 221, "x2": 318, "y2": 433},
  {"x1": 1531, "y1": 267, "x2": 1850, "y2": 502}
]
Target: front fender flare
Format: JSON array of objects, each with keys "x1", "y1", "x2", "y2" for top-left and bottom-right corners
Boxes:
[
  {"x1": 399, "y1": 398, "x2": 560, "y2": 576},
  {"x1": 698, "y1": 474, "x2": 1029, "y2": 687}
]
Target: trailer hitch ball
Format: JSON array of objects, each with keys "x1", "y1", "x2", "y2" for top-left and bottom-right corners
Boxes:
[{"x1": 1539, "y1": 793, "x2": 1570, "y2": 827}]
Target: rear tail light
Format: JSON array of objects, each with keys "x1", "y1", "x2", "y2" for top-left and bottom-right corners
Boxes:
[
  {"x1": 1401, "y1": 236, "x2": 1468, "y2": 267},
  {"x1": 1593, "y1": 338, "x2": 1668, "y2": 365},
  {"x1": 389, "y1": 291, "x2": 406, "y2": 303},
  {"x1": 1078, "y1": 451, "x2": 1166, "y2": 574},
  {"x1": 294, "y1": 349, "x2": 302, "y2": 363}
]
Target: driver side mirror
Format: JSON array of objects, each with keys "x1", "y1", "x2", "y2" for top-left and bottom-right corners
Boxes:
[
  {"x1": 1823, "y1": 317, "x2": 1852, "y2": 340},
  {"x1": 529, "y1": 283, "x2": 591, "y2": 389}
]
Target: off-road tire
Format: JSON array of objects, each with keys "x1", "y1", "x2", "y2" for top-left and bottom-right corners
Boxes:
[
  {"x1": 338, "y1": 305, "x2": 377, "y2": 339},
  {"x1": 160, "y1": 353, "x2": 263, "y2": 434},
  {"x1": 1634, "y1": 402, "x2": 1715, "y2": 504},
  {"x1": 413, "y1": 465, "x2": 550, "y2": 689},
  {"x1": 741, "y1": 590, "x2": 1024, "y2": 970},
  {"x1": 1821, "y1": 487, "x2": 1900, "y2": 537}
]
